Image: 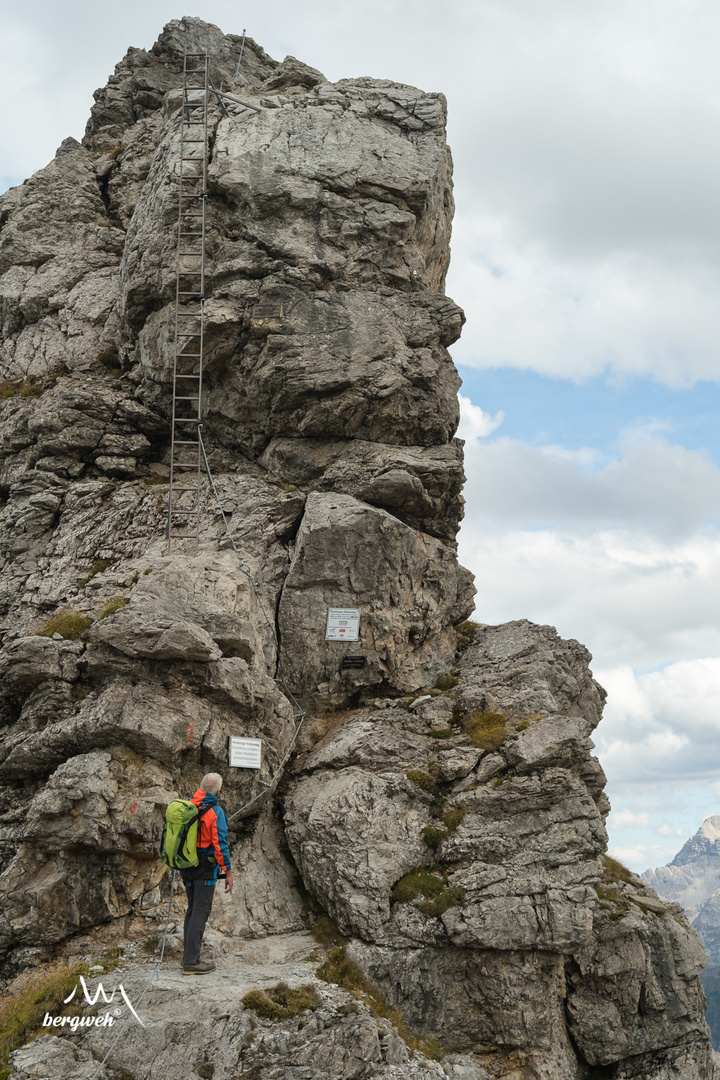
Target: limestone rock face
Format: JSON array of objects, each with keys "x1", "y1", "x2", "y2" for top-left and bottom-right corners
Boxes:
[
  {"x1": 0, "y1": 15, "x2": 714, "y2": 1080},
  {"x1": 278, "y1": 492, "x2": 474, "y2": 708},
  {"x1": 284, "y1": 621, "x2": 715, "y2": 1078},
  {"x1": 0, "y1": 10, "x2": 470, "y2": 968}
]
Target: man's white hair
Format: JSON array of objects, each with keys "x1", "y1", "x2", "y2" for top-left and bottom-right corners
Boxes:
[{"x1": 200, "y1": 772, "x2": 223, "y2": 794}]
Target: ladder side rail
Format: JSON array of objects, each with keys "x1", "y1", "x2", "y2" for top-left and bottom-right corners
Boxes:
[
  {"x1": 168, "y1": 51, "x2": 208, "y2": 553},
  {"x1": 167, "y1": 51, "x2": 191, "y2": 552}
]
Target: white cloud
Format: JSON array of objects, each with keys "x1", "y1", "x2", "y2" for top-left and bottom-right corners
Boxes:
[
  {"x1": 461, "y1": 432, "x2": 720, "y2": 537},
  {"x1": 595, "y1": 659, "x2": 720, "y2": 786},
  {"x1": 610, "y1": 811, "x2": 653, "y2": 830},
  {"x1": 460, "y1": 524, "x2": 720, "y2": 671},
  {"x1": 608, "y1": 845, "x2": 655, "y2": 869},
  {"x1": 448, "y1": 216, "x2": 720, "y2": 385},
  {"x1": 457, "y1": 394, "x2": 504, "y2": 442}
]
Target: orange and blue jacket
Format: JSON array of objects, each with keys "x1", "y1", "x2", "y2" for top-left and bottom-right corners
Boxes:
[{"x1": 190, "y1": 789, "x2": 231, "y2": 880}]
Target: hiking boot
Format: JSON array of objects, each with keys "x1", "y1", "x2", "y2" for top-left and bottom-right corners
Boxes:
[{"x1": 181, "y1": 961, "x2": 216, "y2": 975}]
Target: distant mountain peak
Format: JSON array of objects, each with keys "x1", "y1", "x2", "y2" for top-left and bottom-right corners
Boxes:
[{"x1": 671, "y1": 815, "x2": 720, "y2": 867}]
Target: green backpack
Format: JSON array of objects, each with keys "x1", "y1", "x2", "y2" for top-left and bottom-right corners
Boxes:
[{"x1": 160, "y1": 799, "x2": 213, "y2": 870}]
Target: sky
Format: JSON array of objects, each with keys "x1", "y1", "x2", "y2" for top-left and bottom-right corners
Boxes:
[{"x1": 3, "y1": 0, "x2": 720, "y2": 872}]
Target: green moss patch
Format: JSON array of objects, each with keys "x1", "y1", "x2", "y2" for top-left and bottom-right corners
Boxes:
[
  {"x1": 429, "y1": 729, "x2": 453, "y2": 739},
  {"x1": 242, "y1": 982, "x2": 320, "y2": 1020},
  {"x1": 35, "y1": 610, "x2": 93, "y2": 641},
  {"x1": 434, "y1": 672, "x2": 458, "y2": 691}
]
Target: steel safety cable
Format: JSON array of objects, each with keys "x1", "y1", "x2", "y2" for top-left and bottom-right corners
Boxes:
[{"x1": 196, "y1": 424, "x2": 306, "y2": 822}]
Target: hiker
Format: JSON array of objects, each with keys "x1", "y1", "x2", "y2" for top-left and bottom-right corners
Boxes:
[{"x1": 180, "y1": 772, "x2": 233, "y2": 975}]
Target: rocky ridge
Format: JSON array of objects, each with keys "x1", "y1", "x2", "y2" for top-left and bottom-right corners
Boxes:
[{"x1": 0, "y1": 16, "x2": 715, "y2": 1080}]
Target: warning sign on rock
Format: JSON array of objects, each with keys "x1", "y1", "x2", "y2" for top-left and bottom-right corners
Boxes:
[
  {"x1": 325, "y1": 607, "x2": 361, "y2": 642},
  {"x1": 229, "y1": 737, "x2": 262, "y2": 769}
]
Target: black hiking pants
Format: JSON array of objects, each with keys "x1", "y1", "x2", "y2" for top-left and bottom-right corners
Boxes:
[{"x1": 182, "y1": 878, "x2": 216, "y2": 965}]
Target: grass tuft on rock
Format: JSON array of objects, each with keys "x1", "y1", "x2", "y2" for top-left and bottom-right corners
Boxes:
[
  {"x1": 434, "y1": 672, "x2": 458, "y2": 692},
  {"x1": 392, "y1": 864, "x2": 466, "y2": 920},
  {"x1": 241, "y1": 981, "x2": 320, "y2": 1020},
  {"x1": 98, "y1": 597, "x2": 129, "y2": 619},
  {"x1": 0, "y1": 378, "x2": 43, "y2": 401},
  {"x1": 442, "y1": 806, "x2": 465, "y2": 831},
  {"x1": 420, "y1": 804, "x2": 464, "y2": 852},
  {"x1": 406, "y1": 770, "x2": 440, "y2": 794},
  {"x1": 97, "y1": 346, "x2": 120, "y2": 370},
  {"x1": 455, "y1": 620, "x2": 481, "y2": 654},
  {"x1": 422, "y1": 826, "x2": 447, "y2": 850},
  {"x1": 418, "y1": 886, "x2": 466, "y2": 918},
  {"x1": 392, "y1": 869, "x2": 445, "y2": 903},
  {"x1": 603, "y1": 854, "x2": 635, "y2": 884},
  {"x1": 35, "y1": 610, "x2": 93, "y2": 641},
  {"x1": 0, "y1": 963, "x2": 88, "y2": 1078},
  {"x1": 312, "y1": 915, "x2": 346, "y2": 947},
  {"x1": 429, "y1": 729, "x2": 453, "y2": 739},
  {"x1": 463, "y1": 710, "x2": 508, "y2": 750},
  {"x1": 316, "y1": 945, "x2": 446, "y2": 1060}
]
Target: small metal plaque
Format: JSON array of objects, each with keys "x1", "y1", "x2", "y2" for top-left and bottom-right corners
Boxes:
[
  {"x1": 325, "y1": 607, "x2": 361, "y2": 642},
  {"x1": 341, "y1": 655, "x2": 366, "y2": 670},
  {"x1": 251, "y1": 302, "x2": 283, "y2": 319},
  {"x1": 229, "y1": 736, "x2": 262, "y2": 769}
]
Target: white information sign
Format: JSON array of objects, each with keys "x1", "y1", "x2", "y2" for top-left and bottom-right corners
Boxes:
[
  {"x1": 229, "y1": 736, "x2": 262, "y2": 770},
  {"x1": 325, "y1": 607, "x2": 361, "y2": 642}
]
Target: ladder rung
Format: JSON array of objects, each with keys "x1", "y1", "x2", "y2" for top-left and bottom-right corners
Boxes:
[
  {"x1": 175, "y1": 374, "x2": 201, "y2": 378},
  {"x1": 178, "y1": 292, "x2": 203, "y2": 297},
  {"x1": 175, "y1": 355, "x2": 201, "y2": 359},
  {"x1": 174, "y1": 440, "x2": 200, "y2": 445},
  {"x1": 172, "y1": 486, "x2": 200, "y2": 491},
  {"x1": 182, "y1": 139, "x2": 205, "y2": 143},
  {"x1": 174, "y1": 397, "x2": 200, "y2": 401},
  {"x1": 169, "y1": 509, "x2": 201, "y2": 514},
  {"x1": 174, "y1": 417, "x2": 199, "y2": 422},
  {"x1": 172, "y1": 463, "x2": 200, "y2": 468},
  {"x1": 168, "y1": 533, "x2": 200, "y2": 538}
]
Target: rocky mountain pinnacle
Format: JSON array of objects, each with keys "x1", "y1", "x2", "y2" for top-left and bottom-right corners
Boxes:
[
  {"x1": 644, "y1": 817, "x2": 720, "y2": 1051},
  {"x1": 0, "y1": 16, "x2": 716, "y2": 1080}
]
